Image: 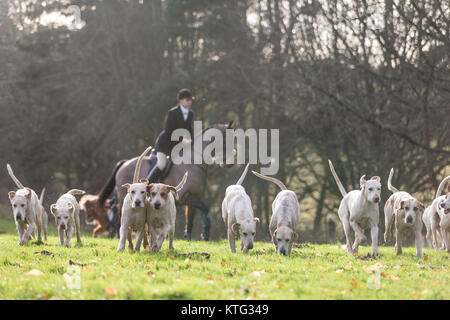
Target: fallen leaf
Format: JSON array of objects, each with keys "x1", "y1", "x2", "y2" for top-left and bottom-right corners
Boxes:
[
  {"x1": 25, "y1": 269, "x2": 43, "y2": 276},
  {"x1": 411, "y1": 290, "x2": 421, "y2": 297},
  {"x1": 335, "y1": 269, "x2": 344, "y2": 274},
  {"x1": 252, "y1": 270, "x2": 265, "y2": 278},
  {"x1": 351, "y1": 279, "x2": 358, "y2": 288},
  {"x1": 69, "y1": 260, "x2": 87, "y2": 267},
  {"x1": 167, "y1": 254, "x2": 175, "y2": 260},
  {"x1": 423, "y1": 254, "x2": 429, "y2": 261},
  {"x1": 35, "y1": 250, "x2": 54, "y2": 256},
  {"x1": 278, "y1": 282, "x2": 285, "y2": 289},
  {"x1": 388, "y1": 275, "x2": 400, "y2": 281},
  {"x1": 105, "y1": 287, "x2": 117, "y2": 296},
  {"x1": 416, "y1": 264, "x2": 425, "y2": 269},
  {"x1": 260, "y1": 248, "x2": 267, "y2": 254}
]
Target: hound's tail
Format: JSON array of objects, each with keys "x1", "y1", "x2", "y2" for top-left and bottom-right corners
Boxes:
[
  {"x1": 387, "y1": 168, "x2": 400, "y2": 193},
  {"x1": 328, "y1": 160, "x2": 347, "y2": 197},
  {"x1": 169, "y1": 172, "x2": 189, "y2": 201},
  {"x1": 6, "y1": 164, "x2": 24, "y2": 189},
  {"x1": 436, "y1": 176, "x2": 450, "y2": 198},
  {"x1": 175, "y1": 172, "x2": 189, "y2": 192},
  {"x1": 236, "y1": 163, "x2": 250, "y2": 185},
  {"x1": 39, "y1": 187, "x2": 46, "y2": 206},
  {"x1": 67, "y1": 189, "x2": 86, "y2": 196},
  {"x1": 133, "y1": 146, "x2": 153, "y2": 183},
  {"x1": 251, "y1": 170, "x2": 287, "y2": 191}
]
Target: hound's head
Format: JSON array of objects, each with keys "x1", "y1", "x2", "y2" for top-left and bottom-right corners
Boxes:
[
  {"x1": 439, "y1": 193, "x2": 450, "y2": 215},
  {"x1": 122, "y1": 180, "x2": 148, "y2": 208},
  {"x1": 147, "y1": 183, "x2": 178, "y2": 210},
  {"x1": 51, "y1": 203, "x2": 74, "y2": 230},
  {"x1": 396, "y1": 198, "x2": 425, "y2": 225},
  {"x1": 8, "y1": 188, "x2": 32, "y2": 222},
  {"x1": 232, "y1": 217, "x2": 259, "y2": 252},
  {"x1": 272, "y1": 226, "x2": 298, "y2": 256},
  {"x1": 360, "y1": 175, "x2": 381, "y2": 204}
]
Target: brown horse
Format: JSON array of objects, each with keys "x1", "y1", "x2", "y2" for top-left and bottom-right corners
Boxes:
[{"x1": 98, "y1": 121, "x2": 235, "y2": 240}]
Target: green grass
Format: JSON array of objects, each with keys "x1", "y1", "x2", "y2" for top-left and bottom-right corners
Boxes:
[{"x1": 0, "y1": 218, "x2": 448, "y2": 300}]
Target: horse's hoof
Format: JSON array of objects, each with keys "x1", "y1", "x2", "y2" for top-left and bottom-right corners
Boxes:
[{"x1": 200, "y1": 232, "x2": 209, "y2": 241}]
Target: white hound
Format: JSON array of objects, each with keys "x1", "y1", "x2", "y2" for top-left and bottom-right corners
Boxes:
[
  {"x1": 7, "y1": 164, "x2": 44, "y2": 245},
  {"x1": 384, "y1": 168, "x2": 425, "y2": 257},
  {"x1": 51, "y1": 189, "x2": 86, "y2": 247},
  {"x1": 222, "y1": 164, "x2": 259, "y2": 253},
  {"x1": 252, "y1": 171, "x2": 300, "y2": 256},
  {"x1": 329, "y1": 160, "x2": 381, "y2": 255},
  {"x1": 118, "y1": 146, "x2": 153, "y2": 251},
  {"x1": 427, "y1": 176, "x2": 450, "y2": 252}
]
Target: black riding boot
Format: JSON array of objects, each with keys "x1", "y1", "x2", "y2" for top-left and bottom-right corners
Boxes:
[{"x1": 146, "y1": 165, "x2": 163, "y2": 183}]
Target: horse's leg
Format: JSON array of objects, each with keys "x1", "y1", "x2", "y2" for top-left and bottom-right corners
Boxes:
[
  {"x1": 185, "y1": 198, "x2": 211, "y2": 241},
  {"x1": 184, "y1": 205, "x2": 195, "y2": 240},
  {"x1": 112, "y1": 201, "x2": 122, "y2": 239}
]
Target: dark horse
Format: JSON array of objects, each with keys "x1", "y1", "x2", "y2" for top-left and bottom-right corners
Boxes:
[{"x1": 98, "y1": 121, "x2": 235, "y2": 240}]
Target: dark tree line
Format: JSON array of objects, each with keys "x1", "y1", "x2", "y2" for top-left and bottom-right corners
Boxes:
[{"x1": 1, "y1": 0, "x2": 448, "y2": 242}]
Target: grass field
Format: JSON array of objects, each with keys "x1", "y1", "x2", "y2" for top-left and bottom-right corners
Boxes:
[{"x1": 0, "y1": 218, "x2": 448, "y2": 300}]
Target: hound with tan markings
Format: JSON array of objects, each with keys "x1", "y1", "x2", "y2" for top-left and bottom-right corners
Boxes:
[
  {"x1": 7, "y1": 164, "x2": 44, "y2": 245},
  {"x1": 146, "y1": 171, "x2": 188, "y2": 251},
  {"x1": 384, "y1": 168, "x2": 425, "y2": 257},
  {"x1": 252, "y1": 170, "x2": 300, "y2": 256},
  {"x1": 222, "y1": 164, "x2": 260, "y2": 253},
  {"x1": 328, "y1": 160, "x2": 381, "y2": 255}
]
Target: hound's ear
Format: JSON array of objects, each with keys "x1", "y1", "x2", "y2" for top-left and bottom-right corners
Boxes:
[
  {"x1": 254, "y1": 217, "x2": 260, "y2": 224},
  {"x1": 8, "y1": 191, "x2": 16, "y2": 201},
  {"x1": 227, "y1": 120, "x2": 234, "y2": 129},
  {"x1": 50, "y1": 204, "x2": 58, "y2": 215},
  {"x1": 272, "y1": 229, "x2": 278, "y2": 245},
  {"x1": 122, "y1": 183, "x2": 131, "y2": 189},
  {"x1": 146, "y1": 184, "x2": 154, "y2": 194},
  {"x1": 232, "y1": 223, "x2": 240, "y2": 235},
  {"x1": 360, "y1": 175, "x2": 367, "y2": 189},
  {"x1": 166, "y1": 186, "x2": 179, "y2": 200},
  {"x1": 25, "y1": 187, "x2": 32, "y2": 199},
  {"x1": 418, "y1": 201, "x2": 425, "y2": 212},
  {"x1": 67, "y1": 202, "x2": 74, "y2": 213},
  {"x1": 399, "y1": 200, "x2": 405, "y2": 209},
  {"x1": 139, "y1": 179, "x2": 149, "y2": 184},
  {"x1": 370, "y1": 176, "x2": 381, "y2": 183}
]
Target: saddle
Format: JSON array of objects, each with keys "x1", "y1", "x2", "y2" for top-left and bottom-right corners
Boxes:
[{"x1": 148, "y1": 149, "x2": 173, "y2": 182}]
